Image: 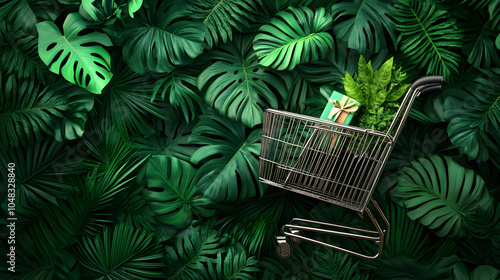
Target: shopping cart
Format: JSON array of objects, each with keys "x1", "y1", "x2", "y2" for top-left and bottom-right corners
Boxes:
[{"x1": 258, "y1": 76, "x2": 443, "y2": 259}]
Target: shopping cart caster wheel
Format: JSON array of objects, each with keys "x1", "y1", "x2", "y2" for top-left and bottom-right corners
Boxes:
[
  {"x1": 290, "y1": 230, "x2": 304, "y2": 245},
  {"x1": 276, "y1": 242, "x2": 293, "y2": 258}
]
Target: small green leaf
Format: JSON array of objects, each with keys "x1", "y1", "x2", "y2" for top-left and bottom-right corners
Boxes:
[
  {"x1": 343, "y1": 72, "x2": 364, "y2": 104},
  {"x1": 373, "y1": 56, "x2": 393, "y2": 91},
  {"x1": 385, "y1": 83, "x2": 409, "y2": 102},
  {"x1": 357, "y1": 55, "x2": 373, "y2": 86}
]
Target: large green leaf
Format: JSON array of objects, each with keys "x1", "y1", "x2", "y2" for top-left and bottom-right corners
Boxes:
[
  {"x1": 394, "y1": 0, "x2": 463, "y2": 81},
  {"x1": 117, "y1": 0, "x2": 206, "y2": 74},
  {"x1": 198, "y1": 33, "x2": 289, "y2": 127},
  {"x1": 74, "y1": 223, "x2": 164, "y2": 279},
  {"x1": 443, "y1": 70, "x2": 500, "y2": 162},
  {"x1": 189, "y1": 0, "x2": 260, "y2": 48},
  {"x1": 144, "y1": 155, "x2": 214, "y2": 229},
  {"x1": 331, "y1": 0, "x2": 396, "y2": 54},
  {"x1": 253, "y1": 6, "x2": 334, "y2": 70},
  {"x1": 36, "y1": 13, "x2": 113, "y2": 94},
  {"x1": 206, "y1": 243, "x2": 259, "y2": 280},
  {"x1": 392, "y1": 155, "x2": 493, "y2": 238},
  {"x1": 189, "y1": 110, "x2": 264, "y2": 202}
]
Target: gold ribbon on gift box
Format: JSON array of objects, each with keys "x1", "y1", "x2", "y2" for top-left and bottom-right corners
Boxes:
[{"x1": 328, "y1": 96, "x2": 359, "y2": 123}]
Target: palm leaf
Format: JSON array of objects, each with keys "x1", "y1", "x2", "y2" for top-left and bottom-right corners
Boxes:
[
  {"x1": 206, "y1": 244, "x2": 259, "y2": 280},
  {"x1": 164, "y1": 224, "x2": 228, "y2": 280},
  {"x1": 394, "y1": 0, "x2": 463, "y2": 81},
  {"x1": 0, "y1": 0, "x2": 59, "y2": 34},
  {"x1": 152, "y1": 67, "x2": 204, "y2": 123},
  {"x1": 0, "y1": 73, "x2": 66, "y2": 148},
  {"x1": 144, "y1": 155, "x2": 214, "y2": 229},
  {"x1": 331, "y1": 0, "x2": 396, "y2": 54},
  {"x1": 0, "y1": 19, "x2": 49, "y2": 83},
  {"x1": 443, "y1": 69, "x2": 500, "y2": 162},
  {"x1": 23, "y1": 161, "x2": 143, "y2": 257},
  {"x1": 462, "y1": 0, "x2": 500, "y2": 28},
  {"x1": 188, "y1": 110, "x2": 265, "y2": 202},
  {"x1": 253, "y1": 6, "x2": 334, "y2": 70},
  {"x1": 0, "y1": 137, "x2": 83, "y2": 208},
  {"x1": 189, "y1": 0, "x2": 260, "y2": 48},
  {"x1": 198, "y1": 33, "x2": 289, "y2": 127},
  {"x1": 117, "y1": 0, "x2": 206, "y2": 74},
  {"x1": 392, "y1": 155, "x2": 493, "y2": 238},
  {"x1": 74, "y1": 223, "x2": 164, "y2": 280},
  {"x1": 99, "y1": 51, "x2": 168, "y2": 141},
  {"x1": 36, "y1": 13, "x2": 113, "y2": 94}
]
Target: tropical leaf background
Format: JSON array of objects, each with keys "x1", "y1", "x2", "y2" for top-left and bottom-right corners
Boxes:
[{"x1": 1, "y1": 0, "x2": 500, "y2": 278}]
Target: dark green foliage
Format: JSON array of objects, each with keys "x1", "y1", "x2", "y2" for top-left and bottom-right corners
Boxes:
[
  {"x1": 253, "y1": 6, "x2": 334, "y2": 70},
  {"x1": 2, "y1": 0, "x2": 500, "y2": 278},
  {"x1": 395, "y1": 0, "x2": 464, "y2": 81},
  {"x1": 116, "y1": 0, "x2": 206, "y2": 74},
  {"x1": 74, "y1": 223, "x2": 164, "y2": 279},
  {"x1": 444, "y1": 69, "x2": 500, "y2": 162},
  {"x1": 189, "y1": 0, "x2": 260, "y2": 48},
  {"x1": 189, "y1": 110, "x2": 265, "y2": 201},
  {"x1": 198, "y1": 33, "x2": 289, "y2": 127},
  {"x1": 331, "y1": 0, "x2": 396, "y2": 54}
]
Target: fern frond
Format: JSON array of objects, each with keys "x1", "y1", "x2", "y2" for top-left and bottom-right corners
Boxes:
[
  {"x1": 189, "y1": 0, "x2": 260, "y2": 48},
  {"x1": 395, "y1": 0, "x2": 464, "y2": 81}
]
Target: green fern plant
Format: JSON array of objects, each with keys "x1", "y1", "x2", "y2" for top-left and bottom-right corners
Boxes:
[
  {"x1": 394, "y1": 0, "x2": 463, "y2": 81},
  {"x1": 189, "y1": 0, "x2": 260, "y2": 48}
]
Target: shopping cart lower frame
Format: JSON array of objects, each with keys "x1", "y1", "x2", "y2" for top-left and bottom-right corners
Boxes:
[{"x1": 258, "y1": 76, "x2": 443, "y2": 259}]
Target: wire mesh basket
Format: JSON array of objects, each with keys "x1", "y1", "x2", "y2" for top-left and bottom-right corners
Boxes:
[{"x1": 259, "y1": 76, "x2": 443, "y2": 259}]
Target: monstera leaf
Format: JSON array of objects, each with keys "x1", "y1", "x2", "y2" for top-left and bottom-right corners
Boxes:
[
  {"x1": 189, "y1": 110, "x2": 265, "y2": 202},
  {"x1": 444, "y1": 70, "x2": 500, "y2": 162},
  {"x1": 144, "y1": 155, "x2": 214, "y2": 229},
  {"x1": 253, "y1": 6, "x2": 334, "y2": 70},
  {"x1": 394, "y1": 0, "x2": 463, "y2": 81},
  {"x1": 117, "y1": 0, "x2": 206, "y2": 74},
  {"x1": 198, "y1": 33, "x2": 289, "y2": 127},
  {"x1": 36, "y1": 13, "x2": 112, "y2": 94},
  {"x1": 392, "y1": 155, "x2": 493, "y2": 238},
  {"x1": 331, "y1": 0, "x2": 396, "y2": 54}
]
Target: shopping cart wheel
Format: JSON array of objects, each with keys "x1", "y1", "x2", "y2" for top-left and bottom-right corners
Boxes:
[
  {"x1": 290, "y1": 230, "x2": 304, "y2": 245},
  {"x1": 276, "y1": 242, "x2": 293, "y2": 258}
]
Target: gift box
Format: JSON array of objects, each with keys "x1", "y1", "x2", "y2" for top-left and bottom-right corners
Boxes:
[{"x1": 320, "y1": 91, "x2": 360, "y2": 125}]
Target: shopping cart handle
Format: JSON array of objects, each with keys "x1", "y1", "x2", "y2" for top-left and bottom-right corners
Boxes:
[{"x1": 410, "y1": 75, "x2": 443, "y2": 90}]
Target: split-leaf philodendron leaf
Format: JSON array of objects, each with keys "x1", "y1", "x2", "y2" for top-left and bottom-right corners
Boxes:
[{"x1": 36, "y1": 13, "x2": 113, "y2": 94}]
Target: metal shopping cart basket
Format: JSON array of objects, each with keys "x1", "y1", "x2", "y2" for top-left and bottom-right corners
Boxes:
[{"x1": 258, "y1": 76, "x2": 443, "y2": 259}]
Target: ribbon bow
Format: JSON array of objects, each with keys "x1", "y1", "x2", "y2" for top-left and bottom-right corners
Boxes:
[{"x1": 328, "y1": 96, "x2": 359, "y2": 121}]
